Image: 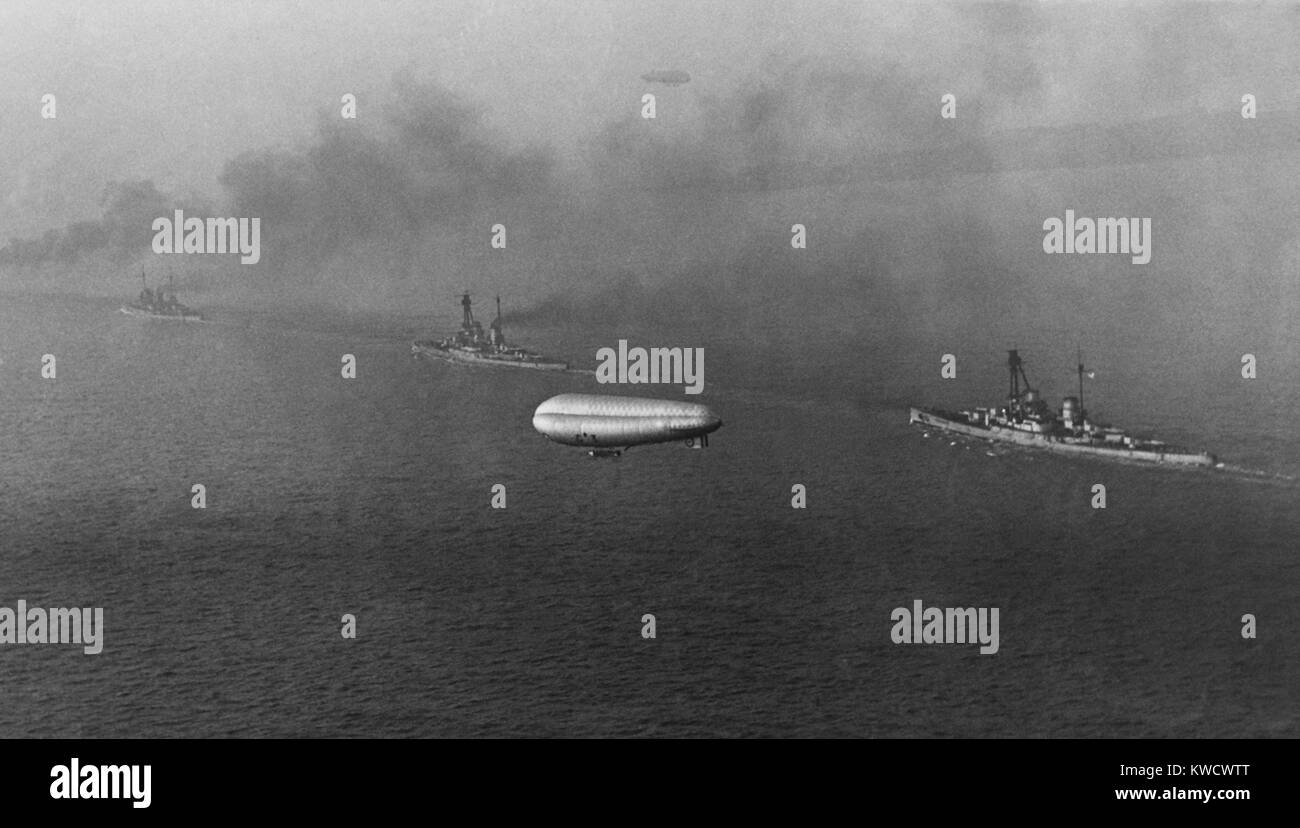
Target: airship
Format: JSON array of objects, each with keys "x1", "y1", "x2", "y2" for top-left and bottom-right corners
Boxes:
[
  {"x1": 533, "y1": 393, "x2": 721, "y2": 457},
  {"x1": 641, "y1": 70, "x2": 691, "y2": 86}
]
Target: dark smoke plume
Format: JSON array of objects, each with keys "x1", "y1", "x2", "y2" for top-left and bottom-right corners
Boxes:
[{"x1": 0, "y1": 180, "x2": 208, "y2": 267}]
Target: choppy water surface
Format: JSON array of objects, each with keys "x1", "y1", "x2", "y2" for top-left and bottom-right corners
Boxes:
[{"x1": 0, "y1": 294, "x2": 1295, "y2": 737}]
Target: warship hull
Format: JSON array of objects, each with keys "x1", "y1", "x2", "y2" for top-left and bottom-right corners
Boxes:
[
  {"x1": 411, "y1": 341, "x2": 568, "y2": 371},
  {"x1": 910, "y1": 407, "x2": 1216, "y2": 467},
  {"x1": 120, "y1": 305, "x2": 203, "y2": 322}
]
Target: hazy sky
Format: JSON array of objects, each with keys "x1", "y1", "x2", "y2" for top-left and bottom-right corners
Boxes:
[
  {"x1": 4, "y1": 0, "x2": 1296, "y2": 236},
  {"x1": 1, "y1": 0, "x2": 825, "y2": 231},
  {"x1": 1, "y1": 0, "x2": 1296, "y2": 357}
]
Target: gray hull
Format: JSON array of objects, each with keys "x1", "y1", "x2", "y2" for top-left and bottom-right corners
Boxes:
[
  {"x1": 120, "y1": 305, "x2": 203, "y2": 322},
  {"x1": 411, "y1": 342, "x2": 568, "y2": 371},
  {"x1": 910, "y1": 407, "x2": 1215, "y2": 467}
]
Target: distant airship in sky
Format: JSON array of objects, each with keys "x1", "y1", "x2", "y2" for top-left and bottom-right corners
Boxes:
[
  {"x1": 641, "y1": 70, "x2": 691, "y2": 86},
  {"x1": 533, "y1": 393, "x2": 721, "y2": 457}
]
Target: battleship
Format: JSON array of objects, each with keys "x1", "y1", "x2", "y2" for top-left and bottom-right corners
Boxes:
[
  {"x1": 411, "y1": 293, "x2": 568, "y2": 370},
  {"x1": 909, "y1": 349, "x2": 1217, "y2": 467},
  {"x1": 120, "y1": 273, "x2": 202, "y2": 321}
]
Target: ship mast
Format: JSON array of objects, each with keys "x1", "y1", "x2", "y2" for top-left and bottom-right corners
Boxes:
[
  {"x1": 461, "y1": 292, "x2": 474, "y2": 331},
  {"x1": 1076, "y1": 347, "x2": 1085, "y2": 412},
  {"x1": 1007, "y1": 349, "x2": 1032, "y2": 402}
]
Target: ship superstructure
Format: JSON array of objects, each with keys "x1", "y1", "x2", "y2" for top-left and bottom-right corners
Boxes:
[
  {"x1": 909, "y1": 349, "x2": 1216, "y2": 466},
  {"x1": 120, "y1": 272, "x2": 202, "y2": 321}
]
